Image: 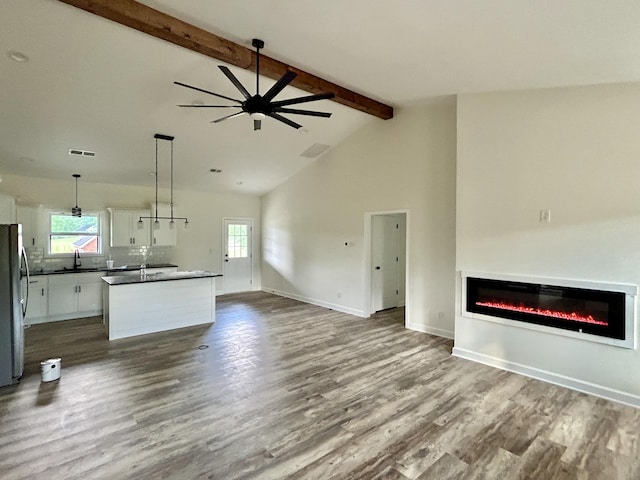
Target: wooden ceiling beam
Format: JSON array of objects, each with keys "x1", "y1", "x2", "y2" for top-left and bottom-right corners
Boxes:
[{"x1": 57, "y1": 0, "x2": 394, "y2": 120}]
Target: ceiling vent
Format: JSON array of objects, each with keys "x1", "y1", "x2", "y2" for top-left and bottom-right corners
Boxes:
[
  {"x1": 68, "y1": 149, "x2": 95, "y2": 157},
  {"x1": 300, "y1": 143, "x2": 331, "y2": 159}
]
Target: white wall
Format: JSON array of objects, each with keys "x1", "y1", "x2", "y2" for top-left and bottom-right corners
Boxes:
[
  {"x1": 455, "y1": 82, "x2": 640, "y2": 405},
  {"x1": 0, "y1": 174, "x2": 262, "y2": 291},
  {"x1": 261, "y1": 100, "x2": 457, "y2": 335}
]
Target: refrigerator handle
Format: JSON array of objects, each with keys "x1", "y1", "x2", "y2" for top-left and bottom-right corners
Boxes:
[{"x1": 20, "y1": 246, "x2": 29, "y2": 319}]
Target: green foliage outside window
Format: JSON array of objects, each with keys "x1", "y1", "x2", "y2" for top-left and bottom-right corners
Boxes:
[{"x1": 49, "y1": 213, "x2": 101, "y2": 254}]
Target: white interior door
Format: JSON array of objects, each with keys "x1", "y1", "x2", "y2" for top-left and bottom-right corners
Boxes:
[
  {"x1": 371, "y1": 215, "x2": 400, "y2": 312},
  {"x1": 223, "y1": 218, "x2": 253, "y2": 293}
]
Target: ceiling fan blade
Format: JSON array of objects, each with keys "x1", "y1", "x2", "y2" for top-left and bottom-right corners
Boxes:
[
  {"x1": 272, "y1": 107, "x2": 332, "y2": 118},
  {"x1": 266, "y1": 112, "x2": 303, "y2": 129},
  {"x1": 262, "y1": 70, "x2": 297, "y2": 103},
  {"x1": 270, "y1": 92, "x2": 335, "y2": 108},
  {"x1": 177, "y1": 104, "x2": 242, "y2": 108},
  {"x1": 218, "y1": 66, "x2": 251, "y2": 100},
  {"x1": 254, "y1": 119, "x2": 262, "y2": 131},
  {"x1": 211, "y1": 111, "x2": 247, "y2": 124},
  {"x1": 174, "y1": 81, "x2": 242, "y2": 104}
]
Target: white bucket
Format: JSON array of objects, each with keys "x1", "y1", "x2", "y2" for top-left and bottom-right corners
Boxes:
[{"x1": 41, "y1": 358, "x2": 61, "y2": 382}]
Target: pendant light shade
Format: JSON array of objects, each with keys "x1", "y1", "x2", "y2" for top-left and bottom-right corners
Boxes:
[{"x1": 71, "y1": 174, "x2": 82, "y2": 217}]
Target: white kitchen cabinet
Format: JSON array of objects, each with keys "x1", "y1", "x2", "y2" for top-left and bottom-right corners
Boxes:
[
  {"x1": 48, "y1": 272, "x2": 103, "y2": 320},
  {"x1": 48, "y1": 274, "x2": 77, "y2": 316},
  {"x1": 108, "y1": 209, "x2": 150, "y2": 247},
  {"x1": 16, "y1": 205, "x2": 44, "y2": 248},
  {"x1": 150, "y1": 204, "x2": 177, "y2": 246},
  {"x1": 24, "y1": 276, "x2": 48, "y2": 324},
  {"x1": 0, "y1": 194, "x2": 16, "y2": 223}
]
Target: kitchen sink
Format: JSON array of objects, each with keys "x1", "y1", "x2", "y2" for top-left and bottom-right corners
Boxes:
[{"x1": 50, "y1": 266, "x2": 104, "y2": 273}]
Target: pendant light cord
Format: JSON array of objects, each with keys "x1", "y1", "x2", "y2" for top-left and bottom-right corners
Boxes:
[{"x1": 138, "y1": 133, "x2": 187, "y2": 228}]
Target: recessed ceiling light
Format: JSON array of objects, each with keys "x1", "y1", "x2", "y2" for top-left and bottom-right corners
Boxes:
[
  {"x1": 20, "y1": 156, "x2": 35, "y2": 163},
  {"x1": 236, "y1": 181, "x2": 243, "y2": 185},
  {"x1": 209, "y1": 168, "x2": 222, "y2": 173},
  {"x1": 7, "y1": 50, "x2": 29, "y2": 63}
]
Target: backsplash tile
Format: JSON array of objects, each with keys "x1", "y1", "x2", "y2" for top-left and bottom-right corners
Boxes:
[{"x1": 26, "y1": 246, "x2": 175, "y2": 272}]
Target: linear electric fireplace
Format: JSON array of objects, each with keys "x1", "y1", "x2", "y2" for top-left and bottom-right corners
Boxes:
[{"x1": 462, "y1": 273, "x2": 637, "y2": 349}]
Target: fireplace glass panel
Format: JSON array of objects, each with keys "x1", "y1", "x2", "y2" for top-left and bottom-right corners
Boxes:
[{"x1": 466, "y1": 277, "x2": 625, "y2": 340}]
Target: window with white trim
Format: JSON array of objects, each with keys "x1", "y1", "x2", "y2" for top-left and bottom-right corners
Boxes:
[{"x1": 47, "y1": 212, "x2": 103, "y2": 255}]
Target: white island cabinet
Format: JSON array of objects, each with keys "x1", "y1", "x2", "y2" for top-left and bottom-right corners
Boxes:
[{"x1": 102, "y1": 271, "x2": 221, "y2": 340}]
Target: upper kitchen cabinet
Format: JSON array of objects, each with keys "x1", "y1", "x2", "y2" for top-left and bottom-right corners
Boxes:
[
  {"x1": 108, "y1": 209, "x2": 150, "y2": 247},
  {"x1": 150, "y1": 204, "x2": 177, "y2": 247},
  {"x1": 16, "y1": 205, "x2": 44, "y2": 248},
  {"x1": 0, "y1": 195, "x2": 16, "y2": 224}
]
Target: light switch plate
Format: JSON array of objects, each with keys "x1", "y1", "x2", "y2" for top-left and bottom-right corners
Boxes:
[{"x1": 539, "y1": 209, "x2": 551, "y2": 222}]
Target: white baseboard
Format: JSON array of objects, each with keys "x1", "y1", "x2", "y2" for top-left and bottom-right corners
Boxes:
[
  {"x1": 406, "y1": 322, "x2": 454, "y2": 339},
  {"x1": 452, "y1": 347, "x2": 640, "y2": 409},
  {"x1": 37, "y1": 310, "x2": 103, "y2": 324},
  {"x1": 262, "y1": 288, "x2": 365, "y2": 317}
]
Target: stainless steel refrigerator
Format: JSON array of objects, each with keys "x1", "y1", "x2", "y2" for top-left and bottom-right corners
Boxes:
[{"x1": 0, "y1": 224, "x2": 29, "y2": 387}]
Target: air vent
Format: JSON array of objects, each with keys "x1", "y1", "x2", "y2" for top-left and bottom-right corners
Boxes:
[
  {"x1": 209, "y1": 168, "x2": 222, "y2": 173},
  {"x1": 300, "y1": 143, "x2": 331, "y2": 159},
  {"x1": 68, "y1": 149, "x2": 95, "y2": 157}
]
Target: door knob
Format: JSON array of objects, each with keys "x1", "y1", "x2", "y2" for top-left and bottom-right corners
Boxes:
[{"x1": 375, "y1": 266, "x2": 381, "y2": 270}]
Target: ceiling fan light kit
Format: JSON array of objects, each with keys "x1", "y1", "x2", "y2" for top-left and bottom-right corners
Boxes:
[{"x1": 175, "y1": 39, "x2": 335, "y2": 131}]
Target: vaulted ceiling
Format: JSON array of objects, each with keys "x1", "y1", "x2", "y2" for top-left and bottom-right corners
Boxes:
[{"x1": 2, "y1": 0, "x2": 640, "y2": 195}]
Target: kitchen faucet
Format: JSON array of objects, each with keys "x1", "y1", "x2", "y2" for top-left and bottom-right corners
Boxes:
[{"x1": 73, "y1": 250, "x2": 81, "y2": 270}]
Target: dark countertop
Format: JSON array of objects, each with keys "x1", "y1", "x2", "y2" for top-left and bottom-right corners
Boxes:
[
  {"x1": 102, "y1": 270, "x2": 222, "y2": 285},
  {"x1": 31, "y1": 263, "x2": 178, "y2": 276}
]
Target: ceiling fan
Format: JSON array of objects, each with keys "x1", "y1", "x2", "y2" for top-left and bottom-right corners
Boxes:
[{"x1": 175, "y1": 39, "x2": 335, "y2": 131}]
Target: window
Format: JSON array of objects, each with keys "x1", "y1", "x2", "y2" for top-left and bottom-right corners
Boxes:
[
  {"x1": 48, "y1": 212, "x2": 102, "y2": 255},
  {"x1": 227, "y1": 223, "x2": 248, "y2": 258}
]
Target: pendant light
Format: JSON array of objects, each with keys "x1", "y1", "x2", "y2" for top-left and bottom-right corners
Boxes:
[
  {"x1": 71, "y1": 173, "x2": 82, "y2": 217},
  {"x1": 137, "y1": 133, "x2": 189, "y2": 230}
]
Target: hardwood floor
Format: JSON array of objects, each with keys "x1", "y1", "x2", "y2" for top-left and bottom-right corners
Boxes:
[{"x1": 1, "y1": 292, "x2": 639, "y2": 479}]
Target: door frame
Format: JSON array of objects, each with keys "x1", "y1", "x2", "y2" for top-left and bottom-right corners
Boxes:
[
  {"x1": 222, "y1": 217, "x2": 254, "y2": 293},
  {"x1": 364, "y1": 209, "x2": 410, "y2": 322}
]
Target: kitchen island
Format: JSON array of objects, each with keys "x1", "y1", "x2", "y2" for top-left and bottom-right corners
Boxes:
[{"x1": 102, "y1": 271, "x2": 222, "y2": 340}]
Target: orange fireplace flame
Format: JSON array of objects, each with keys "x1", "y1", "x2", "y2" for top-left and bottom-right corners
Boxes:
[{"x1": 475, "y1": 301, "x2": 608, "y2": 326}]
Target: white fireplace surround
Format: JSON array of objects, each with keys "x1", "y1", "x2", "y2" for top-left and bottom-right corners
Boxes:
[{"x1": 460, "y1": 271, "x2": 637, "y2": 350}]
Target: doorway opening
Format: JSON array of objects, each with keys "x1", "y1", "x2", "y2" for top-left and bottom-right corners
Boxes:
[
  {"x1": 222, "y1": 218, "x2": 253, "y2": 294},
  {"x1": 365, "y1": 211, "x2": 408, "y2": 326}
]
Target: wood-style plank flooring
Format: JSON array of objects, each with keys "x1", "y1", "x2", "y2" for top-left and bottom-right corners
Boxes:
[{"x1": 1, "y1": 292, "x2": 640, "y2": 479}]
